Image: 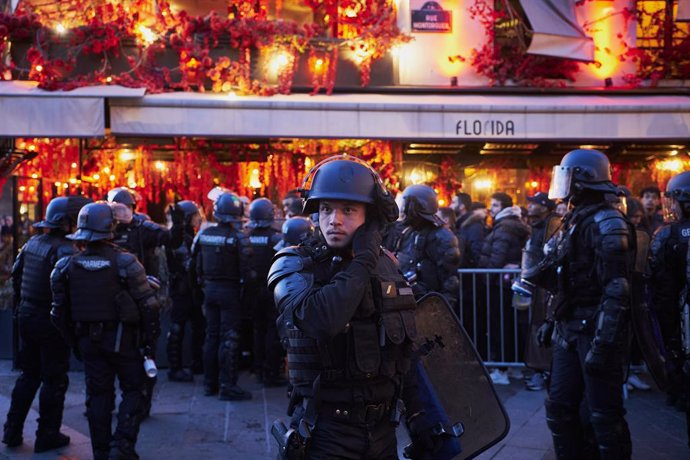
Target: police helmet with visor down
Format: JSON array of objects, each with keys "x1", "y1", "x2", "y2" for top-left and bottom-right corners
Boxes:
[
  {"x1": 548, "y1": 149, "x2": 618, "y2": 200},
  {"x1": 401, "y1": 184, "x2": 444, "y2": 225}
]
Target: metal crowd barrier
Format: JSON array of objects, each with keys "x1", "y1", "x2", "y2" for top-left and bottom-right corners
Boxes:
[{"x1": 457, "y1": 268, "x2": 527, "y2": 368}]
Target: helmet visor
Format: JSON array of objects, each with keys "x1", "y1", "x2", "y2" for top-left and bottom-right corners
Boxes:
[
  {"x1": 110, "y1": 202, "x2": 133, "y2": 224},
  {"x1": 548, "y1": 166, "x2": 573, "y2": 200},
  {"x1": 207, "y1": 186, "x2": 231, "y2": 202},
  {"x1": 662, "y1": 195, "x2": 681, "y2": 222}
]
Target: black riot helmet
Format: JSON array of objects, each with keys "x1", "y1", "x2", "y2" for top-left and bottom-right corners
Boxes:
[
  {"x1": 665, "y1": 171, "x2": 690, "y2": 203},
  {"x1": 274, "y1": 217, "x2": 314, "y2": 251},
  {"x1": 107, "y1": 187, "x2": 137, "y2": 209},
  {"x1": 401, "y1": 184, "x2": 443, "y2": 225},
  {"x1": 302, "y1": 155, "x2": 380, "y2": 214},
  {"x1": 176, "y1": 200, "x2": 201, "y2": 224},
  {"x1": 248, "y1": 198, "x2": 274, "y2": 228},
  {"x1": 663, "y1": 170, "x2": 690, "y2": 219},
  {"x1": 213, "y1": 192, "x2": 244, "y2": 223},
  {"x1": 548, "y1": 149, "x2": 618, "y2": 200},
  {"x1": 68, "y1": 201, "x2": 133, "y2": 242},
  {"x1": 34, "y1": 195, "x2": 93, "y2": 230}
]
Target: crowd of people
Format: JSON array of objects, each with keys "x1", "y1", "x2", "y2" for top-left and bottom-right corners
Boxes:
[{"x1": 2, "y1": 149, "x2": 689, "y2": 459}]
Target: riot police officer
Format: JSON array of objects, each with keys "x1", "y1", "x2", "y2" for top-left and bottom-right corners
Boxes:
[
  {"x1": 191, "y1": 192, "x2": 254, "y2": 400},
  {"x1": 50, "y1": 201, "x2": 161, "y2": 460},
  {"x1": 531, "y1": 149, "x2": 634, "y2": 459},
  {"x1": 245, "y1": 198, "x2": 284, "y2": 386},
  {"x1": 107, "y1": 187, "x2": 183, "y2": 415},
  {"x1": 2, "y1": 196, "x2": 91, "y2": 452},
  {"x1": 272, "y1": 216, "x2": 314, "y2": 252},
  {"x1": 267, "y1": 156, "x2": 435, "y2": 459},
  {"x1": 648, "y1": 172, "x2": 690, "y2": 421},
  {"x1": 165, "y1": 201, "x2": 205, "y2": 382},
  {"x1": 392, "y1": 184, "x2": 461, "y2": 311}
]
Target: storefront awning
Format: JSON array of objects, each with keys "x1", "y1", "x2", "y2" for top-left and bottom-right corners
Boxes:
[
  {"x1": 520, "y1": 0, "x2": 594, "y2": 62},
  {"x1": 0, "y1": 81, "x2": 145, "y2": 137},
  {"x1": 109, "y1": 92, "x2": 690, "y2": 141}
]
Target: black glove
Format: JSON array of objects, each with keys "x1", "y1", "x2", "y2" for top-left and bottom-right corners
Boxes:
[
  {"x1": 352, "y1": 221, "x2": 382, "y2": 271},
  {"x1": 169, "y1": 203, "x2": 185, "y2": 226},
  {"x1": 373, "y1": 185, "x2": 399, "y2": 226},
  {"x1": 535, "y1": 321, "x2": 554, "y2": 348},
  {"x1": 585, "y1": 342, "x2": 621, "y2": 377},
  {"x1": 407, "y1": 416, "x2": 443, "y2": 460}
]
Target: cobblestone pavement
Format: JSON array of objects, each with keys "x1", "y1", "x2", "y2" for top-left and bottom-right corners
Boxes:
[{"x1": 0, "y1": 361, "x2": 687, "y2": 459}]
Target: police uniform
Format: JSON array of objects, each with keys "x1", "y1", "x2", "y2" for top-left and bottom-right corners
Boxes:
[
  {"x1": 3, "y1": 195, "x2": 91, "y2": 452},
  {"x1": 268, "y1": 156, "x2": 435, "y2": 459},
  {"x1": 532, "y1": 150, "x2": 634, "y2": 459},
  {"x1": 50, "y1": 202, "x2": 160, "y2": 460},
  {"x1": 191, "y1": 193, "x2": 254, "y2": 400},
  {"x1": 393, "y1": 185, "x2": 461, "y2": 312},
  {"x1": 245, "y1": 218, "x2": 284, "y2": 385}
]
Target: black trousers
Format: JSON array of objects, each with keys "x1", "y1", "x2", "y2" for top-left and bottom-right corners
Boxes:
[
  {"x1": 307, "y1": 409, "x2": 398, "y2": 459},
  {"x1": 202, "y1": 281, "x2": 242, "y2": 387},
  {"x1": 547, "y1": 332, "x2": 631, "y2": 459},
  {"x1": 79, "y1": 330, "x2": 146, "y2": 459},
  {"x1": 5, "y1": 309, "x2": 70, "y2": 435},
  {"x1": 250, "y1": 287, "x2": 283, "y2": 378},
  {"x1": 168, "y1": 291, "x2": 205, "y2": 369}
]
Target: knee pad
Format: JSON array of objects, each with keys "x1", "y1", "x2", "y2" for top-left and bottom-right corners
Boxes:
[
  {"x1": 545, "y1": 399, "x2": 579, "y2": 433},
  {"x1": 221, "y1": 330, "x2": 241, "y2": 350}
]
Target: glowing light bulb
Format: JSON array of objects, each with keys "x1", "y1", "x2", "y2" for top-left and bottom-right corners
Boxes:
[
  {"x1": 103, "y1": 166, "x2": 111, "y2": 174},
  {"x1": 155, "y1": 161, "x2": 165, "y2": 171},
  {"x1": 93, "y1": 173, "x2": 100, "y2": 180},
  {"x1": 120, "y1": 150, "x2": 135, "y2": 162},
  {"x1": 137, "y1": 25, "x2": 157, "y2": 45},
  {"x1": 71, "y1": 162, "x2": 77, "y2": 169},
  {"x1": 34, "y1": 65, "x2": 43, "y2": 73},
  {"x1": 55, "y1": 23, "x2": 66, "y2": 34}
]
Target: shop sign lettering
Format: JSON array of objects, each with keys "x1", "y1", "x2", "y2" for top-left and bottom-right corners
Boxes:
[{"x1": 455, "y1": 119, "x2": 516, "y2": 137}]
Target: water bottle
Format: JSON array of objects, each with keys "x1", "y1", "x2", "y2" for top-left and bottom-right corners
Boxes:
[{"x1": 143, "y1": 357, "x2": 157, "y2": 379}]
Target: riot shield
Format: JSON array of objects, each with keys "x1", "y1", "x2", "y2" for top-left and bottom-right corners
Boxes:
[
  {"x1": 413, "y1": 293, "x2": 510, "y2": 459},
  {"x1": 631, "y1": 230, "x2": 668, "y2": 390}
]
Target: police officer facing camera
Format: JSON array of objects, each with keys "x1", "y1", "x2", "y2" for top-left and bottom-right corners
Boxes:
[
  {"x1": 50, "y1": 201, "x2": 161, "y2": 460},
  {"x1": 2, "y1": 196, "x2": 91, "y2": 453},
  {"x1": 392, "y1": 184, "x2": 461, "y2": 311},
  {"x1": 245, "y1": 198, "x2": 285, "y2": 386},
  {"x1": 528, "y1": 149, "x2": 634, "y2": 459},
  {"x1": 268, "y1": 156, "x2": 434, "y2": 459},
  {"x1": 190, "y1": 192, "x2": 254, "y2": 400},
  {"x1": 165, "y1": 200, "x2": 205, "y2": 382}
]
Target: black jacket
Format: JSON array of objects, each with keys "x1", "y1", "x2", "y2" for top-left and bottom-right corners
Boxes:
[
  {"x1": 458, "y1": 213, "x2": 487, "y2": 268},
  {"x1": 478, "y1": 206, "x2": 531, "y2": 268}
]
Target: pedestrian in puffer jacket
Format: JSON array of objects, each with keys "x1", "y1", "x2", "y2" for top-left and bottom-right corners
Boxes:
[
  {"x1": 458, "y1": 203, "x2": 488, "y2": 268},
  {"x1": 478, "y1": 193, "x2": 531, "y2": 268}
]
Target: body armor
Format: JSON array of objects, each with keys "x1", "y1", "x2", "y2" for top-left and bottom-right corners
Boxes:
[
  {"x1": 246, "y1": 227, "x2": 282, "y2": 281},
  {"x1": 193, "y1": 224, "x2": 245, "y2": 281},
  {"x1": 268, "y1": 243, "x2": 417, "y2": 396},
  {"x1": 67, "y1": 248, "x2": 121, "y2": 322},
  {"x1": 17, "y1": 234, "x2": 74, "y2": 308}
]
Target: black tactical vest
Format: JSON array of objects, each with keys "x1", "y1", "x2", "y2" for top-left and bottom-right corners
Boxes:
[
  {"x1": 113, "y1": 219, "x2": 144, "y2": 262},
  {"x1": 20, "y1": 234, "x2": 69, "y2": 307},
  {"x1": 247, "y1": 227, "x2": 279, "y2": 281},
  {"x1": 68, "y1": 247, "x2": 121, "y2": 322},
  {"x1": 396, "y1": 226, "x2": 440, "y2": 291},
  {"x1": 198, "y1": 225, "x2": 241, "y2": 281},
  {"x1": 286, "y1": 250, "x2": 417, "y2": 391}
]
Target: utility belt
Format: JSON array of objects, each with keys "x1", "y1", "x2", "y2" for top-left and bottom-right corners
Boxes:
[
  {"x1": 74, "y1": 321, "x2": 139, "y2": 352},
  {"x1": 320, "y1": 400, "x2": 392, "y2": 425}
]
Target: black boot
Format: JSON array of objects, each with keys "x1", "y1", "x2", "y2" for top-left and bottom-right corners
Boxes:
[
  {"x1": 218, "y1": 329, "x2": 252, "y2": 400},
  {"x1": 219, "y1": 385, "x2": 253, "y2": 401},
  {"x1": 166, "y1": 324, "x2": 193, "y2": 382},
  {"x1": 34, "y1": 431, "x2": 70, "y2": 453},
  {"x1": 590, "y1": 410, "x2": 632, "y2": 460},
  {"x1": 545, "y1": 399, "x2": 583, "y2": 460},
  {"x1": 108, "y1": 438, "x2": 139, "y2": 460},
  {"x1": 2, "y1": 421, "x2": 23, "y2": 447},
  {"x1": 203, "y1": 382, "x2": 219, "y2": 396}
]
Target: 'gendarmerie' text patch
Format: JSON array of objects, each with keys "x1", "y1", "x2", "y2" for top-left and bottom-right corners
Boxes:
[
  {"x1": 75, "y1": 258, "x2": 112, "y2": 271},
  {"x1": 250, "y1": 236, "x2": 269, "y2": 246},
  {"x1": 199, "y1": 235, "x2": 236, "y2": 246}
]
